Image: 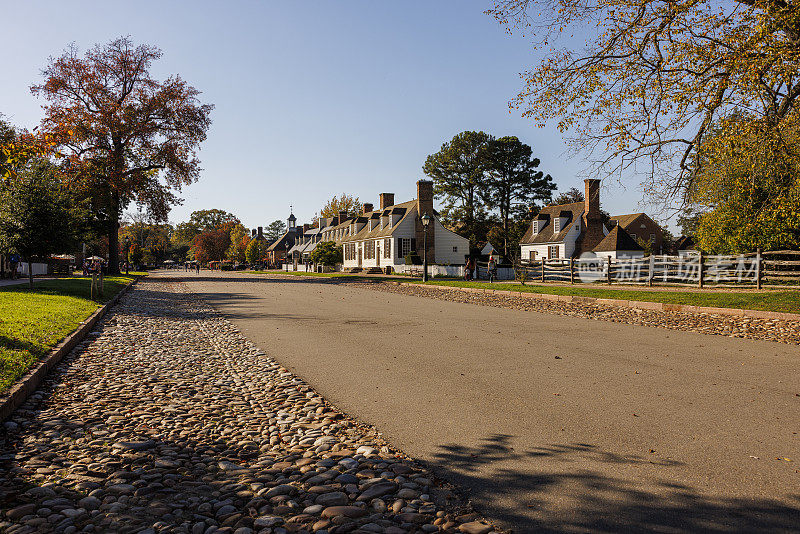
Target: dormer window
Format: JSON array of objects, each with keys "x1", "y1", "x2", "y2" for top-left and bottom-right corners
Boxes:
[
  {"x1": 553, "y1": 218, "x2": 561, "y2": 232},
  {"x1": 532, "y1": 220, "x2": 540, "y2": 234}
]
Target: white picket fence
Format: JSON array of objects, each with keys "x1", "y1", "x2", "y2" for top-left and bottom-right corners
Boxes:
[{"x1": 16, "y1": 262, "x2": 48, "y2": 276}]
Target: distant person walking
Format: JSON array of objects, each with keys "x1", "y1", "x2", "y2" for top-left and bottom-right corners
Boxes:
[
  {"x1": 9, "y1": 254, "x2": 20, "y2": 279},
  {"x1": 464, "y1": 257, "x2": 475, "y2": 281},
  {"x1": 488, "y1": 255, "x2": 497, "y2": 283},
  {"x1": 196, "y1": 262, "x2": 200, "y2": 274}
]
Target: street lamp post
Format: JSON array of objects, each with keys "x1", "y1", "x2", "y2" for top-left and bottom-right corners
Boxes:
[
  {"x1": 421, "y1": 212, "x2": 431, "y2": 282},
  {"x1": 124, "y1": 236, "x2": 130, "y2": 275}
]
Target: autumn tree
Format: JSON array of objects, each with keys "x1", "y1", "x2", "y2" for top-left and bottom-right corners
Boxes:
[
  {"x1": 487, "y1": 0, "x2": 800, "y2": 205},
  {"x1": 0, "y1": 159, "x2": 78, "y2": 288},
  {"x1": 187, "y1": 209, "x2": 239, "y2": 232},
  {"x1": 481, "y1": 136, "x2": 555, "y2": 257},
  {"x1": 245, "y1": 238, "x2": 269, "y2": 265},
  {"x1": 226, "y1": 224, "x2": 250, "y2": 263},
  {"x1": 118, "y1": 213, "x2": 172, "y2": 265},
  {"x1": 423, "y1": 131, "x2": 492, "y2": 248},
  {"x1": 319, "y1": 194, "x2": 362, "y2": 220},
  {"x1": 193, "y1": 229, "x2": 230, "y2": 265},
  {"x1": 32, "y1": 37, "x2": 213, "y2": 273},
  {"x1": 688, "y1": 120, "x2": 800, "y2": 252},
  {"x1": 265, "y1": 220, "x2": 286, "y2": 243}
]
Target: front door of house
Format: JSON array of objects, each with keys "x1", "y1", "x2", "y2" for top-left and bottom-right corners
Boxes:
[
  {"x1": 358, "y1": 247, "x2": 362, "y2": 267},
  {"x1": 376, "y1": 245, "x2": 380, "y2": 267}
]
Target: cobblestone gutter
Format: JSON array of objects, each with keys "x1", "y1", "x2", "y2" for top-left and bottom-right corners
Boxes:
[{"x1": 353, "y1": 281, "x2": 800, "y2": 346}]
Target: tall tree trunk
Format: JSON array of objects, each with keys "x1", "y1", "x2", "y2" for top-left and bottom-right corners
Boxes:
[
  {"x1": 107, "y1": 193, "x2": 120, "y2": 275},
  {"x1": 28, "y1": 261, "x2": 34, "y2": 289}
]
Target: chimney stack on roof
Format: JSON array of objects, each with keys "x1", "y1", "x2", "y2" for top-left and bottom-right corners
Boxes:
[
  {"x1": 257, "y1": 226, "x2": 263, "y2": 237},
  {"x1": 415, "y1": 179, "x2": 435, "y2": 263},
  {"x1": 362, "y1": 203, "x2": 374, "y2": 214},
  {"x1": 338, "y1": 210, "x2": 349, "y2": 223},
  {"x1": 417, "y1": 180, "x2": 433, "y2": 217},
  {"x1": 585, "y1": 179, "x2": 600, "y2": 217},
  {"x1": 379, "y1": 193, "x2": 395, "y2": 210},
  {"x1": 580, "y1": 179, "x2": 605, "y2": 252},
  {"x1": 252, "y1": 229, "x2": 257, "y2": 237},
  {"x1": 302, "y1": 223, "x2": 310, "y2": 233}
]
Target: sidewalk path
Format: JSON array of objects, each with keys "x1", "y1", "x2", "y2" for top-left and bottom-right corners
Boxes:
[{"x1": 0, "y1": 278, "x2": 492, "y2": 534}]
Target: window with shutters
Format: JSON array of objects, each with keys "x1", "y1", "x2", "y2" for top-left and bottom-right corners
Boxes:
[
  {"x1": 548, "y1": 245, "x2": 560, "y2": 258},
  {"x1": 400, "y1": 238, "x2": 412, "y2": 257},
  {"x1": 384, "y1": 238, "x2": 391, "y2": 258},
  {"x1": 364, "y1": 240, "x2": 375, "y2": 259}
]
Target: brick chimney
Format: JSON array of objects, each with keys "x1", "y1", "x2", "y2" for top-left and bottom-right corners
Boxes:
[
  {"x1": 379, "y1": 193, "x2": 395, "y2": 210},
  {"x1": 338, "y1": 210, "x2": 349, "y2": 223},
  {"x1": 415, "y1": 180, "x2": 435, "y2": 262},
  {"x1": 362, "y1": 203, "x2": 374, "y2": 214},
  {"x1": 302, "y1": 223, "x2": 310, "y2": 233},
  {"x1": 252, "y1": 228, "x2": 257, "y2": 237},
  {"x1": 580, "y1": 179, "x2": 605, "y2": 253},
  {"x1": 257, "y1": 226, "x2": 263, "y2": 237}
]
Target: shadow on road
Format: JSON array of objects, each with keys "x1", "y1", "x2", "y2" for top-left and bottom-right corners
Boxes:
[{"x1": 427, "y1": 433, "x2": 800, "y2": 533}]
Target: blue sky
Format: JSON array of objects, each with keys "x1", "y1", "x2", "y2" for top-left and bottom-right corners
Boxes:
[{"x1": 1, "y1": 1, "x2": 656, "y2": 230}]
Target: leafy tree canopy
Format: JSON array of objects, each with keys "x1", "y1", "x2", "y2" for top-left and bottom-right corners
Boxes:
[
  {"x1": 193, "y1": 229, "x2": 230, "y2": 264},
  {"x1": 689, "y1": 118, "x2": 800, "y2": 253},
  {"x1": 188, "y1": 209, "x2": 240, "y2": 232},
  {"x1": 423, "y1": 131, "x2": 492, "y2": 249},
  {"x1": 481, "y1": 136, "x2": 555, "y2": 257},
  {"x1": 319, "y1": 194, "x2": 362, "y2": 219},
  {"x1": 227, "y1": 224, "x2": 250, "y2": 263},
  {"x1": 0, "y1": 159, "x2": 78, "y2": 287},
  {"x1": 553, "y1": 187, "x2": 584, "y2": 205},
  {"x1": 310, "y1": 241, "x2": 343, "y2": 266},
  {"x1": 32, "y1": 37, "x2": 213, "y2": 273},
  {"x1": 245, "y1": 238, "x2": 269, "y2": 264},
  {"x1": 488, "y1": 0, "x2": 800, "y2": 205},
  {"x1": 265, "y1": 220, "x2": 287, "y2": 243}
]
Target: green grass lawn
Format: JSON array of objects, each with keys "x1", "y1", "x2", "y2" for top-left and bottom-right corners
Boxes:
[
  {"x1": 419, "y1": 280, "x2": 800, "y2": 314},
  {"x1": 0, "y1": 275, "x2": 135, "y2": 393}
]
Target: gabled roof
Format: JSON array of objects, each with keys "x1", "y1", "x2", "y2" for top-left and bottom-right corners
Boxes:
[
  {"x1": 593, "y1": 225, "x2": 643, "y2": 252},
  {"x1": 266, "y1": 228, "x2": 297, "y2": 251},
  {"x1": 341, "y1": 200, "x2": 418, "y2": 242},
  {"x1": 607, "y1": 213, "x2": 643, "y2": 228},
  {"x1": 520, "y1": 202, "x2": 585, "y2": 244}
]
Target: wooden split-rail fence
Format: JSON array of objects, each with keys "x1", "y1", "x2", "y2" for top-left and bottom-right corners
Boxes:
[{"x1": 509, "y1": 249, "x2": 800, "y2": 289}]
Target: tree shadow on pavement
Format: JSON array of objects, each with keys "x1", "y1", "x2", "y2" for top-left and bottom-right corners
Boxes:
[{"x1": 427, "y1": 434, "x2": 800, "y2": 533}]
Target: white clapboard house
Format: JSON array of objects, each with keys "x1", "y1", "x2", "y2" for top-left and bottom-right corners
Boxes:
[{"x1": 339, "y1": 180, "x2": 469, "y2": 272}]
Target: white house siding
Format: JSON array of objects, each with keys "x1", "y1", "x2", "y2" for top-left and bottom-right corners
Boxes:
[
  {"x1": 389, "y1": 215, "x2": 417, "y2": 265},
  {"x1": 521, "y1": 243, "x2": 564, "y2": 261},
  {"x1": 341, "y1": 214, "x2": 467, "y2": 269},
  {"x1": 521, "y1": 217, "x2": 583, "y2": 261},
  {"x1": 433, "y1": 221, "x2": 468, "y2": 265}
]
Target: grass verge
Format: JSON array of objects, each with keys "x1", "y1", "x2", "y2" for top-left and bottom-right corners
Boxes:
[
  {"x1": 0, "y1": 275, "x2": 135, "y2": 393},
  {"x1": 417, "y1": 280, "x2": 800, "y2": 314}
]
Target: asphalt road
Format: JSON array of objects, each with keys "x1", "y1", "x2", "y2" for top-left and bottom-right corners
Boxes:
[{"x1": 173, "y1": 271, "x2": 800, "y2": 533}]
